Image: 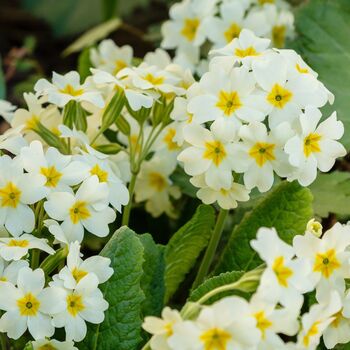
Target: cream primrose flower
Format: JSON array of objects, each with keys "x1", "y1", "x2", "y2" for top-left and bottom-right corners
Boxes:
[
  {"x1": 173, "y1": 46, "x2": 201, "y2": 74},
  {"x1": 0, "y1": 258, "x2": 28, "y2": 283},
  {"x1": 44, "y1": 176, "x2": 116, "y2": 242},
  {"x1": 297, "y1": 291, "x2": 341, "y2": 349},
  {"x1": 73, "y1": 145, "x2": 129, "y2": 212},
  {"x1": 0, "y1": 155, "x2": 47, "y2": 236},
  {"x1": 20, "y1": 140, "x2": 86, "y2": 193},
  {"x1": 153, "y1": 122, "x2": 182, "y2": 159},
  {"x1": 58, "y1": 124, "x2": 89, "y2": 149},
  {"x1": 293, "y1": 223, "x2": 350, "y2": 303},
  {"x1": 34, "y1": 71, "x2": 104, "y2": 108},
  {"x1": 58, "y1": 241, "x2": 113, "y2": 289},
  {"x1": 285, "y1": 106, "x2": 346, "y2": 187},
  {"x1": 177, "y1": 122, "x2": 237, "y2": 191},
  {"x1": 188, "y1": 64, "x2": 265, "y2": 129},
  {"x1": 0, "y1": 267, "x2": 65, "y2": 340},
  {"x1": 144, "y1": 48, "x2": 172, "y2": 69},
  {"x1": 90, "y1": 39, "x2": 133, "y2": 75},
  {"x1": 0, "y1": 125, "x2": 28, "y2": 155},
  {"x1": 0, "y1": 234, "x2": 54, "y2": 261},
  {"x1": 32, "y1": 339, "x2": 78, "y2": 350},
  {"x1": 251, "y1": 227, "x2": 313, "y2": 309},
  {"x1": 249, "y1": 292, "x2": 299, "y2": 349},
  {"x1": 0, "y1": 99, "x2": 16, "y2": 123},
  {"x1": 190, "y1": 175, "x2": 250, "y2": 210},
  {"x1": 134, "y1": 155, "x2": 181, "y2": 218},
  {"x1": 210, "y1": 29, "x2": 271, "y2": 70},
  {"x1": 44, "y1": 219, "x2": 77, "y2": 245},
  {"x1": 142, "y1": 307, "x2": 183, "y2": 350},
  {"x1": 168, "y1": 296, "x2": 260, "y2": 350},
  {"x1": 252, "y1": 52, "x2": 331, "y2": 128},
  {"x1": 92, "y1": 68, "x2": 155, "y2": 111},
  {"x1": 231, "y1": 121, "x2": 294, "y2": 192},
  {"x1": 49, "y1": 273, "x2": 109, "y2": 342}
]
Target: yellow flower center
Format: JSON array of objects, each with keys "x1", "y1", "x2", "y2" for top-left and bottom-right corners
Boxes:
[
  {"x1": 249, "y1": 142, "x2": 276, "y2": 167},
  {"x1": 259, "y1": 0, "x2": 275, "y2": 4},
  {"x1": 66, "y1": 294, "x2": 85, "y2": 317},
  {"x1": 267, "y1": 84, "x2": 293, "y2": 108},
  {"x1": 200, "y1": 327, "x2": 232, "y2": 350},
  {"x1": 254, "y1": 311, "x2": 273, "y2": 339},
  {"x1": 40, "y1": 166, "x2": 63, "y2": 188},
  {"x1": 296, "y1": 64, "x2": 309, "y2": 74},
  {"x1": 272, "y1": 256, "x2": 293, "y2": 287},
  {"x1": 224, "y1": 23, "x2": 241, "y2": 43},
  {"x1": 144, "y1": 73, "x2": 164, "y2": 86},
  {"x1": 313, "y1": 249, "x2": 341, "y2": 278},
  {"x1": 59, "y1": 84, "x2": 84, "y2": 96},
  {"x1": 203, "y1": 141, "x2": 227, "y2": 167},
  {"x1": 90, "y1": 164, "x2": 109, "y2": 183},
  {"x1": 38, "y1": 344, "x2": 57, "y2": 350},
  {"x1": 164, "y1": 322, "x2": 174, "y2": 337},
  {"x1": 0, "y1": 277, "x2": 7, "y2": 282},
  {"x1": 7, "y1": 239, "x2": 29, "y2": 247},
  {"x1": 303, "y1": 322, "x2": 320, "y2": 347},
  {"x1": 216, "y1": 90, "x2": 242, "y2": 116},
  {"x1": 113, "y1": 60, "x2": 127, "y2": 75},
  {"x1": 331, "y1": 310, "x2": 343, "y2": 328},
  {"x1": 303, "y1": 133, "x2": 321, "y2": 157},
  {"x1": 163, "y1": 128, "x2": 180, "y2": 151},
  {"x1": 0, "y1": 182, "x2": 22, "y2": 208},
  {"x1": 235, "y1": 46, "x2": 259, "y2": 58},
  {"x1": 25, "y1": 115, "x2": 40, "y2": 130},
  {"x1": 272, "y1": 25, "x2": 286, "y2": 48},
  {"x1": 148, "y1": 172, "x2": 167, "y2": 192},
  {"x1": 69, "y1": 201, "x2": 91, "y2": 224},
  {"x1": 181, "y1": 18, "x2": 200, "y2": 42},
  {"x1": 72, "y1": 267, "x2": 88, "y2": 283},
  {"x1": 17, "y1": 293, "x2": 40, "y2": 316}
]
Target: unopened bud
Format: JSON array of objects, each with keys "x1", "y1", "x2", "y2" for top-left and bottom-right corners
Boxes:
[{"x1": 306, "y1": 218, "x2": 323, "y2": 237}]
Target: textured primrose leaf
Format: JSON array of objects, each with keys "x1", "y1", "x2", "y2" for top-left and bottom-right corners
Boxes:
[
  {"x1": 310, "y1": 171, "x2": 350, "y2": 218},
  {"x1": 292, "y1": 0, "x2": 350, "y2": 150},
  {"x1": 214, "y1": 181, "x2": 313, "y2": 274},
  {"x1": 164, "y1": 204, "x2": 215, "y2": 303},
  {"x1": 80, "y1": 226, "x2": 145, "y2": 350}
]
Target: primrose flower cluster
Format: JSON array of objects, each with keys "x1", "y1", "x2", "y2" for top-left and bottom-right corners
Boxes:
[
  {"x1": 143, "y1": 221, "x2": 350, "y2": 350},
  {"x1": 161, "y1": 0, "x2": 295, "y2": 74}
]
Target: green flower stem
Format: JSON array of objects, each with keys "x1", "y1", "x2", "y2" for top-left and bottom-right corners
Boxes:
[
  {"x1": 0, "y1": 331, "x2": 7, "y2": 350},
  {"x1": 121, "y1": 172, "x2": 138, "y2": 227},
  {"x1": 192, "y1": 208, "x2": 228, "y2": 289}
]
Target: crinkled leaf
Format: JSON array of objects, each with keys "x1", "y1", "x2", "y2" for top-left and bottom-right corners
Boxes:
[
  {"x1": 80, "y1": 226, "x2": 145, "y2": 350},
  {"x1": 292, "y1": 0, "x2": 350, "y2": 149},
  {"x1": 310, "y1": 171, "x2": 350, "y2": 218},
  {"x1": 214, "y1": 181, "x2": 313, "y2": 274},
  {"x1": 164, "y1": 205, "x2": 215, "y2": 303}
]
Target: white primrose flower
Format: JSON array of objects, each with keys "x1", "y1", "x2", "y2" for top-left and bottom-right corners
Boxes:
[
  {"x1": 232, "y1": 121, "x2": 294, "y2": 192},
  {"x1": 0, "y1": 234, "x2": 54, "y2": 261},
  {"x1": 251, "y1": 227, "x2": 313, "y2": 309},
  {"x1": 153, "y1": 123, "x2": 182, "y2": 158},
  {"x1": 90, "y1": 39, "x2": 133, "y2": 75},
  {"x1": 144, "y1": 48, "x2": 172, "y2": 69},
  {"x1": 168, "y1": 296, "x2": 260, "y2": 350},
  {"x1": 285, "y1": 106, "x2": 346, "y2": 186},
  {"x1": 32, "y1": 339, "x2": 78, "y2": 350},
  {"x1": 210, "y1": 29, "x2": 271, "y2": 70},
  {"x1": 0, "y1": 267, "x2": 65, "y2": 340},
  {"x1": 20, "y1": 140, "x2": 86, "y2": 193},
  {"x1": 0, "y1": 125, "x2": 27, "y2": 155},
  {"x1": 58, "y1": 241, "x2": 113, "y2": 289},
  {"x1": 58, "y1": 124, "x2": 90, "y2": 148},
  {"x1": 49, "y1": 273, "x2": 109, "y2": 342},
  {"x1": 177, "y1": 122, "x2": 237, "y2": 190},
  {"x1": 0, "y1": 99, "x2": 16, "y2": 123},
  {"x1": 293, "y1": 223, "x2": 350, "y2": 302},
  {"x1": 0, "y1": 258, "x2": 28, "y2": 283},
  {"x1": 134, "y1": 156, "x2": 181, "y2": 218},
  {"x1": 252, "y1": 53, "x2": 330, "y2": 128},
  {"x1": 190, "y1": 175, "x2": 250, "y2": 210},
  {"x1": 142, "y1": 307, "x2": 183, "y2": 350},
  {"x1": 0, "y1": 155, "x2": 47, "y2": 236},
  {"x1": 297, "y1": 291, "x2": 341, "y2": 349},
  {"x1": 44, "y1": 176, "x2": 116, "y2": 242},
  {"x1": 34, "y1": 71, "x2": 105, "y2": 108}
]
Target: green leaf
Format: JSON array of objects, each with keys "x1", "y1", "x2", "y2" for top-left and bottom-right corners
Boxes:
[
  {"x1": 78, "y1": 47, "x2": 93, "y2": 81},
  {"x1": 63, "y1": 18, "x2": 122, "y2": 56},
  {"x1": 164, "y1": 205, "x2": 215, "y2": 303},
  {"x1": 293, "y1": 0, "x2": 350, "y2": 149},
  {"x1": 310, "y1": 171, "x2": 350, "y2": 218},
  {"x1": 0, "y1": 56, "x2": 5, "y2": 99},
  {"x1": 214, "y1": 181, "x2": 313, "y2": 274},
  {"x1": 139, "y1": 234, "x2": 165, "y2": 317},
  {"x1": 102, "y1": 0, "x2": 119, "y2": 20},
  {"x1": 80, "y1": 226, "x2": 145, "y2": 350},
  {"x1": 189, "y1": 271, "x2": 245, "y2": 305}
]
